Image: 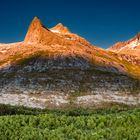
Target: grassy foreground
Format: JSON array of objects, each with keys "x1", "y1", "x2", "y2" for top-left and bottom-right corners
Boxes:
[{"x1": 0, "y1": 104, "x2": 140, "y2": 140}]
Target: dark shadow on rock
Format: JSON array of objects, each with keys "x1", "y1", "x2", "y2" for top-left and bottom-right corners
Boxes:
[{"x1": 0, "y1": 54, "x2": 140, "y2": 94}]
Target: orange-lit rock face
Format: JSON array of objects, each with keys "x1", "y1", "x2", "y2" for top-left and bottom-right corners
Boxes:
[
  {"x1": 24, "y1": 17, "x2": 43, "y2": 43},
  {"x1": 0, "y1": 17, "x2": 140, "y2": 78},
  {"x1": 23, "y1": 17, "x2": 99, "y2": 59},
  {"x1": 51, "y1": 23, "x2": 70, "y2": 34},
  {"x1": 24, "y1": 17, "x2": 65, "y2": 46},
  {"x1": 108, "y1": 33, "x2": 140, "y2": 57},
  {"x1": 50, "y1": 23, "x2": 93, "y2": 48}
]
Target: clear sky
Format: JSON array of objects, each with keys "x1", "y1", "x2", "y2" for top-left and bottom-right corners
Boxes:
[{"x1": 0, "y1": 0, "x2": 140, "y2": 48}]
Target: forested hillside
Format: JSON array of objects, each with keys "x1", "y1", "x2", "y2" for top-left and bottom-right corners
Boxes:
[{"x1": 0, "y1": 105, "x2": 140, "y2": 140}]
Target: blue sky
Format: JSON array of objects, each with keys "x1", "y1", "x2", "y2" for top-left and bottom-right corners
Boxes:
[{"x1": 0, "y1": 0, "x2": 140, "y2": 48}]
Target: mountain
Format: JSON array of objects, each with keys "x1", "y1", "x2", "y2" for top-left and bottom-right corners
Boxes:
[
  {"x1": 0, "y1": 16, "x2": 129, "y2": 74},
  {"x1": 108, "y1": 33, "x2": 140, "y2": 57},
  {"x1": 0, "y1": 17, "x2": 140, "y2": 109},
  {"x1": 1, "y1": 17, "x2": 140, "y2": 77}
]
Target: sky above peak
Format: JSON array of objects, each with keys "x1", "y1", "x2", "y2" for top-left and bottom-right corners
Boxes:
[{"x1": 0, "y1": 0, "x2": 140, "y2": 48}]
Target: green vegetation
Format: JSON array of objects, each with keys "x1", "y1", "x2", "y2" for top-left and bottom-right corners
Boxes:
[
  {"x1": 85, "y1": 69, "x2": 121, "y2": 76},
  {"x1": 0, "y1": 104, "x2": 140, "y2": 139}
]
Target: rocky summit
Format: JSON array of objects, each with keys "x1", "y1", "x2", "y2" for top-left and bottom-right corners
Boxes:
[
  {"x1": 108, "y1": 33, "x2": 140, "y2": 57},
  {"x1": 0, "y1": 17, "x2": 140, "y2": 109}
]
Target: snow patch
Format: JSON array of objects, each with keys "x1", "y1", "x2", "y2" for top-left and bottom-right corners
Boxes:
[
  {"x1": 50, "y1": 29, "x2": 61, "y2": 34},
  {"x1": 118, "y1": 39, "x2": 140, "y2": 52},
  {"x1": 0, "y1": 50, "x2": 7, "y2": 53}
]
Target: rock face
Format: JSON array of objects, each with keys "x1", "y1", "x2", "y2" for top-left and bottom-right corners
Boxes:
[
  {"x1": 0, "y1": 17, "x2": 140, "y2": 108},
  {"x1": 50, "y1": 23, "x2": 70, "y2": 34},
  {"x1": 0, "y1": 69, "x2": 140, "y2": 109},
  {"x1": 108, "y1": 33, "x2": 140, "y2": 57},
  {"x1": 108, "y1": 33, "x2": 140, "y2": 77},
  {"x1": 24, "y1": 17, "x2": 44, "y2": 43},
  {"x1": 24, "y1": 17, "x2": 64, "y2": 45}
]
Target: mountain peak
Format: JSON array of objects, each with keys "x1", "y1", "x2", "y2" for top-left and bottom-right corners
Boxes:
[
  {"x1": 24, "y1": 17, "x2": 50, "y2": 44},
  {"x1": 108, "y1": 32, "x2": 140, "y2": 56},
  {"x1": 29, "y1": 16, "x2": 43, "y2": 28},
  {"x1": 51, "y1": 23, "x2": 70, "y2": 34},
  {"x1": 24, "y1": 17, "x2": 66, "y2": 45},
  {"x1": 55, "y1": 23, "x2": 66, "y2": 29}
]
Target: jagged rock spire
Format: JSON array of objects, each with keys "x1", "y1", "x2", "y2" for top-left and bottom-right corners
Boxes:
[
  {"x1": 24, "y1": 16, "x2": 64, "y2": 45},
  {"x1": 30, "y1": 16, "x2": 43, "y2": 27},
  {"x1": 24, "y1": 16, "x2": 49, "y2": 44}
]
